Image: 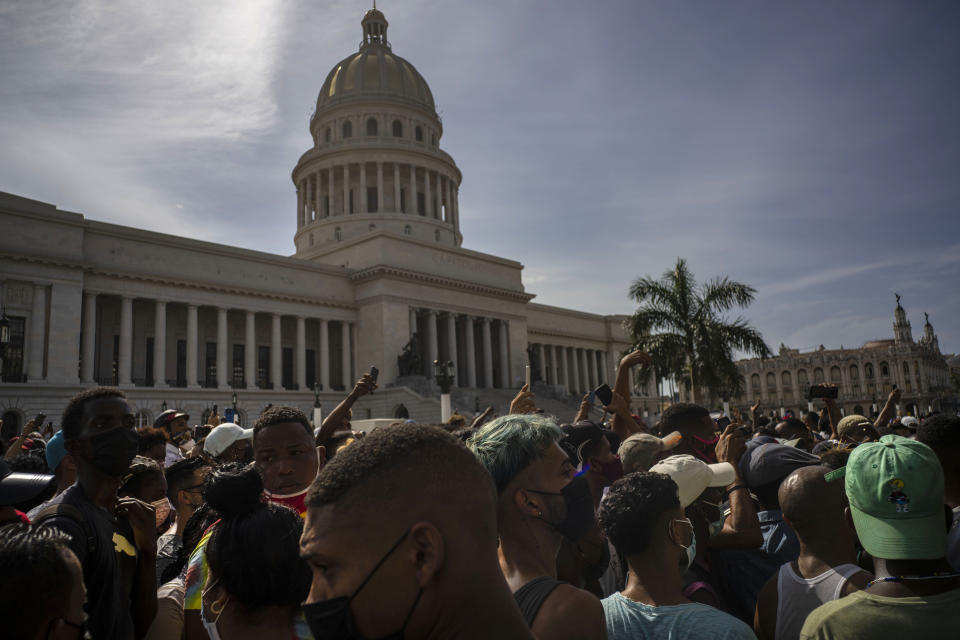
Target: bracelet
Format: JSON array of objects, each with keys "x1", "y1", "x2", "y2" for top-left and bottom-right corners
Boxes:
[{"x1": 725, "y1": 484, "x2": 748, "y2": 496}]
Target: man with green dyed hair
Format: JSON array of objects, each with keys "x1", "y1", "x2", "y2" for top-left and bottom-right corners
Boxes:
[{"x1": 468, "y1": 414, "x2": 607, "y2": 640}]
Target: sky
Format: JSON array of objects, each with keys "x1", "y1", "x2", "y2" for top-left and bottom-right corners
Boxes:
[{"x1": 1, "y1": 0, "x2": 958, "y2": 355}]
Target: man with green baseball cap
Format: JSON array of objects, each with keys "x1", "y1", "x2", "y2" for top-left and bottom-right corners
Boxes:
[{"x1": 800, "y1": 435, "x2": 960, "y2": 639}]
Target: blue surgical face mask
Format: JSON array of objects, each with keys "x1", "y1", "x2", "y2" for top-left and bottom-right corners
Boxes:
[{"x1": 201, "y1": 579, "x2": 228, "y2": 640}]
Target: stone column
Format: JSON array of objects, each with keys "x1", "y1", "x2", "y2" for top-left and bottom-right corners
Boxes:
[
  {"x1": 464, "y1": 316, "x2": 477, "y2": 388},
  {"x1": 425, "y1": 310, "x2": 438, "y2": 374},
  {"x1": 216, "y1": 308, "x2": 228, "y2": 389},
  {"x1": 498, "y1": 321, "x2": 509, "y2": 388},
  {"x1": 245, "y1": 311, "x2": 256, "y2": 389},
  {"x1": 152, "y1": 300, "x2": 167, "y2": 387},
  {"x1": 435, "y1": 172, "x2": 442, "y2": 220},
  {"x1": 409, "y1": 307, "x2": 418, "y2": 338},
  {"x1": 600, "y1": 351, "x2": 610, "y2": 385},
  {"x1": 359, "y1": 162, "x2": 367, "y2": 213},
  {"x1": 186, "y1": 304, "x2": 199, "y2": 388},
  {"x1": 445, "y1": 313, "x2": 458, "y2": 382},
  {"x1": 270, "y1": 314, "x2": 282, "y2": 389},
  {"x1": 408, "y1": 164, "x2": 415, "y2": 211},
  {"x1": 342, "y1": 164, "x2": 350, "y2": 215},
  {"x1": 579, "y1": 349, "x2": 589, "y2": 393},
  {"x1": 296, "y1": 316, "x2": 306, "y2": 390},
  {"x1": 115, "y1": 295, "x2": 132, "y2": 386},
  {"x1": 393, "y1": 163, "x2": 401, "y2": 212},
  {"x1": 319, "y1": 319, "x2": 330, "y2": 390},
  {"x1": 536, "y1": 343, "x2": 546, "y2": 383},
  {"x1": 558, "y1": 345, "x2": 569, "y2": 392},
  {"x1": 445, "y1": 177, "x2": 453, "y2": 223},
  {"x1": 570, "y1": 348, "x2": 581, "y2": 394},
  {"x1": 341, "y1": 322, "x2": 351, "y2": 387},
  {"x1": 587, "y1": 349, "x2": 599, "y2": 389},
  {"x1": 424, "y1": 166, "x2": 432, "y2": 217},
  {"x1": 376, "y1": 162, "x2": 384, "y2": 213},
  {"x1": 26, "y1": 285, "x2": 47, "y2": 382},
  {"x1": 296, "y1": 182, "x2": 304, "y2": 227},
  {"x1": 327, "y1": 167, "x2": 334, "y2": 217},
  {"x1": 81, "y1": 292, "x2": 97, "y2": 383},
  {"x1": 452, "y1": 185, "x2": 459, "y2": 225},
  {"x1": 481, "y1": 318, "x2": 494, "y2": 388},
  {"x1": 314, "y1": 172, "x2": 321, "y2": 220}
]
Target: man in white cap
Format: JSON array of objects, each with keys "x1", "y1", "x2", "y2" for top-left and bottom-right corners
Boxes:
[{"x1": 202, "y1": 422, "x2": 253, "y2": 464}]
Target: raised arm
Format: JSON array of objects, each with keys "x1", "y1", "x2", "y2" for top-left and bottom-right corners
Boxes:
[
  {"x1": 317, "y1": 374, "x2": 377, "y2": 446},
  {"x1": 874, "y1": 387, "x2": 901, "y2": 430},
  {"x1": 709, "y1": 423, "x2": 762, "y2": 549},
  {"x1": 612, "y1": 350, "x2": 652, "y2": 437}
]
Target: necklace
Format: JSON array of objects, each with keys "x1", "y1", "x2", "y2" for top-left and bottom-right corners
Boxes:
[{"x1": 866, "y1": 572, "x2": 960, "y2": 588}]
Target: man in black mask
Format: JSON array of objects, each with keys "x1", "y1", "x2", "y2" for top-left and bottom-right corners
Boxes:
[
  {"x1": 468, "y1": 414, "x2": 607, "y2": 639},
  {"x1": 36, "y1": 387, "x2": 158, "y2": 639}
]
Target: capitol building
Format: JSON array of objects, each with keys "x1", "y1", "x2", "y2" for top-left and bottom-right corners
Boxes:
[{"x1": 0, "y1": 8, "x2": 633, "y2": 438}]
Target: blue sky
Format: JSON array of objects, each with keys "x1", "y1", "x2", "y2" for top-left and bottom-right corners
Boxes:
[{"x1": 1, "y1": 1, "x2": 958, "y2": 354}]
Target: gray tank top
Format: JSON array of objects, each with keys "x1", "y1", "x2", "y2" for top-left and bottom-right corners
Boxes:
[{"x1": 775, "y1": 562, "x2": 862, "y2": 640}]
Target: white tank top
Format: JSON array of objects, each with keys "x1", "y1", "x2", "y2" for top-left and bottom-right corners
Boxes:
[{"x1": 775, "y1": 561, "x2": 862, "y2": 640}]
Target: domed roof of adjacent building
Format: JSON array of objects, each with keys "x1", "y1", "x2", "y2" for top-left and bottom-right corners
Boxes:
[{"x1": 316, "y1": 9, "x2": 436, "y2": 114}]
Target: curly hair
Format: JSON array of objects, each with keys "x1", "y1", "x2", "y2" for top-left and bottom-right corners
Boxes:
[
  {"x1": 119, "y1": 455, "x2": 163, "y2": 498},
  {"x1": 253, "y1": 405, "x2": 312, "y2": 440},
  {"x1": 60, "y1": 387, "x2": 126, "y2": 440},
  {"x1": 137, "y1": 427, "x2": 167, "y2": 453},
  {"x1": 598, "y1": 471, "x2": 680, "y2": 557}
]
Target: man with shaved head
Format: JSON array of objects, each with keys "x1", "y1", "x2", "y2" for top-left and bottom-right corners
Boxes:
[
  {"x1": 300, "y1": 423, "x2": 534, "y2": 640},
  {"x1": 753, "y1": 466, "x2": 871, "y2": 640}
]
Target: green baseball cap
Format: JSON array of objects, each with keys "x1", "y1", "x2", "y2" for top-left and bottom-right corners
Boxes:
[{"x1": 843, "y1": 434, "x2": 946, "y2": 560}]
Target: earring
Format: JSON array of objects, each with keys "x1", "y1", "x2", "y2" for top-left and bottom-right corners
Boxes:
[
  {"x1": 538, "y1": 511, "x2": 542, "y2": 517},
  {"x1": 210, "y1": 599, "x2": 226, "y2": 616}
]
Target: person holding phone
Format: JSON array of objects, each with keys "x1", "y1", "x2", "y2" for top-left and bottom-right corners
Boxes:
[{"x1": 316, "y1": 371, "x2": 378, "y2": 450}]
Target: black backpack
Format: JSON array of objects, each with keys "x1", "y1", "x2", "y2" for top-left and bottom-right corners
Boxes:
[{"x1": 33, "y1": 502, "x2": 98, "y2": 557}]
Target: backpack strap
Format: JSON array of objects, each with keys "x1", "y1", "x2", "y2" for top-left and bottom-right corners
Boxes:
[{"x1": 33, "y1": 503, "x2": 97, "y2": 556}]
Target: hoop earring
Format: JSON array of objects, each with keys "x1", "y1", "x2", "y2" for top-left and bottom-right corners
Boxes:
[{"x1": 210, "y1": 599, "x2": 226, "y2": 616}]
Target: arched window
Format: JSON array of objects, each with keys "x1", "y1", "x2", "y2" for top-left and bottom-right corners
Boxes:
[
  {"x1": 880, "y1": 362, "x2": 889, "y2": 377},
  {"x1": 751, "y1": 374, "x2": 760, "y2": 390},
  {"x1": 797, "y1": 369, "x2": 809, "y2": 386},
  {"x1": 766, "y1": 372, "x2": 776, "y2": 389},
  {"x1": 850, "y1": 365, "x2": 859, "y2": 380},
  {"x1": 902, "y1": 362, "x2": 910, "y2": 375},
  {"x1": 814, "y1": 368, "x2": 824, "y2": 383},
  {"x1": 434, "y1": 229, "x2": 441, "y2": 242},
  {"x1": 134, "y1": 409, "x2": 153, "y2": 429},
  {"x1": 366, "y1": 118, "x2": 378, "y2": 136},
  {"x1": 403, "y1": 224, "x2": 411, "y2": 236},
  {"x1": 782, "y1": 371, "x2": 792, "y2": 388},
  {"x1": 865, "y1": 363, "x2": 874, "y2": 378},
  {"x1": 334, "y1": 227, "x2": 342, "y2": 241},
  {"x1": 325, "y1": 127, "x2": 331, "y2": 142},
  {"x1": 392, "y1": 119, "x2": 403, "y2": 137},
  {"x1": 342, "y1": 121, "x2": 353, "y2": 138},
  {"x1": 415, "y1": 125, "x2": 423, "y2": 142},
  {"x1": 830, "y1": 366, "x2": 841, "y2": 383}
]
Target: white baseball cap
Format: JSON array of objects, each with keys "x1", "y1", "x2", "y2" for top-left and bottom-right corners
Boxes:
[
  {"x1": 203, "y1": 423, "x2": 253, "y2": 457},
  {"x1": 649, "y1": 454, "x2": 737, "y2": 507}
]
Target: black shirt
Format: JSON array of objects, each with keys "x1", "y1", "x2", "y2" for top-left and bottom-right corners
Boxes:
[{"x1": 38, "y1": 483, "x2": 139, "y2": 640}]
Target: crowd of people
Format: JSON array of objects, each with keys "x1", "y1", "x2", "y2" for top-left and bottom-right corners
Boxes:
[{"x1": 0, "y1": 350, "x2": 958, "y2": 639}]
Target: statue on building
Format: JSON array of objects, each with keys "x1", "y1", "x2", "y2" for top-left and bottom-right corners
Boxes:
[
  {"x1": 895, "y1": 292, "x2": 902, "y2": 307},
  {"x1": 397, "y1": 333, "x2": 423, "y2": 376}
]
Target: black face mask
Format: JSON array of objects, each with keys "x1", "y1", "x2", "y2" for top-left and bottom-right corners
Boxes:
[
  {"x1": 526, "y1": 475, "x2": 595, "y2": 542},
  {"x1": 302, "y1": 528, "x2": 422, "y2": 640},
  {"x1": 84, "y1": 427, "x2": 139, "y2": 476}
]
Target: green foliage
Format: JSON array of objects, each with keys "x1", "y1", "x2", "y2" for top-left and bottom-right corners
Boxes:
[{"x1": 627, "y1": 258, "x2": 771, "y2": 404}]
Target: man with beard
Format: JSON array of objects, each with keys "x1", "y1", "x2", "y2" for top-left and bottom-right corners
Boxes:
[{"x1": 36, "y1": 387, "x2": 158, "y2": 639}]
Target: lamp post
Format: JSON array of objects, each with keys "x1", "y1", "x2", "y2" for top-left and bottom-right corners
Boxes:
[
  {"x1": 312, "y1": 382, "x2": 323, "y2": 431},
  {"x1": 434, "y1": 359, "x2": 455, "y2": 422},
  {"x1": 161, "y1": 400, "x2": 167, "y2": 413},
  {"x1": 230, "y1": 391, "x2": 238, "y2": 424}
]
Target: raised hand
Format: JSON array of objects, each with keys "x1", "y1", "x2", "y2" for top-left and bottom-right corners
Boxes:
[{"x1": 509, "y1": 384, "x2": 537, "y2": 415}]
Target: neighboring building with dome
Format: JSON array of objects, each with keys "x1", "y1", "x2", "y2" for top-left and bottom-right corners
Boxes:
[
  {"x1": 0, "y1": 8, "x2": 634, "y2": 439},
  {"x1": 732, "y1": 297, "x2": 956, "y2": 417}
]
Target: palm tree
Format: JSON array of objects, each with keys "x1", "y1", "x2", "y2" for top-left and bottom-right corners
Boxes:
[{"x1": 627, "y1": 258, "x2": 771, "y2": 405}]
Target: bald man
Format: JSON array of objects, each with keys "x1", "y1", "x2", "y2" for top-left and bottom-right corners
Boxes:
[
  {"x1": 300, "y1": 423, "x2": 534, "y2": 640},
  {"x1": 754, "y1": 466, "x2": 871, "y2": 640}
]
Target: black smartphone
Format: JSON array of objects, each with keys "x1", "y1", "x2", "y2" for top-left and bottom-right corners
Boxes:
[
  {"x1": 809, "y1": 385, "x2": 839, "y2": 399},
  {"x1": 369, "y1": 366, "x2": 379, "y2": 383},
  {"x1": 594, "y1": 383, "x2": 613, "y2": 406},
  {"x1": 716, "y1": 416, "x2": 731, "y2": 430}
]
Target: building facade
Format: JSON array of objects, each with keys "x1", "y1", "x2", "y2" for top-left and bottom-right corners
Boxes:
[
  {"x1": 0, "y1": 9, "x2": 633, "y2": 439},
  {"x1": 733, "y1": 298, "x2": 953, "y2": 417}
]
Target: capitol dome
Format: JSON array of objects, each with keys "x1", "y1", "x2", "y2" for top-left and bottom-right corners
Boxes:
[{"x1": 315, "y1": 9, "x2": 436, "y2": 115}]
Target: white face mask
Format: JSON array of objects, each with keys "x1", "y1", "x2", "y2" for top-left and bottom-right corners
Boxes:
[
  {"x1": 201, "y1": 580, "x2": 228, "y2": 640},
  {"x1": 672, "y1": 518, "x2": 696, "y2": 570}
]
